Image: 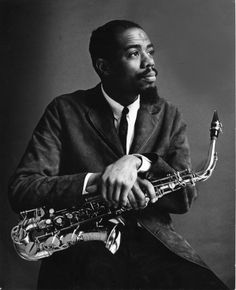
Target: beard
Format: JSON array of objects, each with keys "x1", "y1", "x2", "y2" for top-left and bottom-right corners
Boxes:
[{"x1": 140, "y1": 85, "x2": 160, "y2": 105}]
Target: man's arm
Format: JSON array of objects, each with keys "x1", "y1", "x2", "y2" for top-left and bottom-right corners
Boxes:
[
  {"x1": 8, "y1": 99, "x2": 155, "y2": 213},
  {"x1": 90, "y1": 109, "x2": 197, "y2": 214},
  {"x1": 85, "y1": 155, "x2": 156, "y2": 209},
  {"x1": 8, "y1": 99, "x2": 88, "y2": 212}
]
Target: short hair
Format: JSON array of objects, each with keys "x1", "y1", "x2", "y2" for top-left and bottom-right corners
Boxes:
[{"x1": 89, "y1": 20, "x2": 142, "y2": 74}]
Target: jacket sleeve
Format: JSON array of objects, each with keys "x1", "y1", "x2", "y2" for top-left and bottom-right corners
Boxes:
[
  {"x1": 8, "y1": 99, "x2": 87, "y2": 213},
  {"x1": 148, "y1": 109, "x2": 197, "y2": 214}
]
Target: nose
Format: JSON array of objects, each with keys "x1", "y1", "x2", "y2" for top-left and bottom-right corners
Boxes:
[{"x1": 140, "y1": 51, "x2": 155, "y2": 68}]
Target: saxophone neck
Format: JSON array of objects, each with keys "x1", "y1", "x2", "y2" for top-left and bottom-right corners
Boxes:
[
  {"x1": 196, "y1": 139, "x2": 218, "y2": 181},
  {"x1": 150, "y1": 111, "x2": 223, "y2": 198},
  {"x1": 195, "y1": 111, "x2": 222, "y2": 181}
]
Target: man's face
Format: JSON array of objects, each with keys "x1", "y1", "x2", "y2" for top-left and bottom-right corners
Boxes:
[{"x1": 107, "y1": 27, "x2": 157, "y2": 96}]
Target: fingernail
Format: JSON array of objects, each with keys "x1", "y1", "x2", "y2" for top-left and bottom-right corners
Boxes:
[{"x1": 151, "y1": 197, "x2": 158, "y2": 203}]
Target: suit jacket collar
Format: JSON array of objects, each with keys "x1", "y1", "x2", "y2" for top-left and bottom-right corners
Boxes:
[
  {"x1": 86, "y1": 84, "x2": 162, "y2": 156},
  {"x1": 130, "y1": 103, "x2": 160, "y2": 153}
]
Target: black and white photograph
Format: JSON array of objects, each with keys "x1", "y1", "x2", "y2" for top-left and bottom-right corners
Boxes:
[{"x1": 0, "y1": 0, "x2": 234, "y2": 289}]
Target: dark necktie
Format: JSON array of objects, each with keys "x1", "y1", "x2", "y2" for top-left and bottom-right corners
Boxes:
[{"x1": 119, "y1": 107, "x2": 129, "y2": 153}]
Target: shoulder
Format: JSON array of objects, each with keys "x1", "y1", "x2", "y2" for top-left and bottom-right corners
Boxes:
[
  {"x1": 149, "y1": 96, "x2": 188, "y2": 138},
  {"x1": 40, "y1": 85, "x2": 102, "y2": 120},
  {"x1": 38, "y1": 84, "x2": 105, "y2": 128},
  {"x1": 157, "y1": 96, "x2": 178, "y2": 112},
  {"x1": 51, "y1": 84, "x2": 101, "y2": 110},
  {"x1": 147, "y1": 94, "x2": 182, "y2": 122}
]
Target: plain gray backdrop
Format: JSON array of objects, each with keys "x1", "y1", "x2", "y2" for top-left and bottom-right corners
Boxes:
[{"x1": 0, "y1": 0, "x2": 234, "y2": 289}]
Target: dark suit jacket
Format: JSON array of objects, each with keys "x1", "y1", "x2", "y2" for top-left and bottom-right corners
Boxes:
[{"x1": 8, "y1": 84, "x2": 207, "y2": 268}]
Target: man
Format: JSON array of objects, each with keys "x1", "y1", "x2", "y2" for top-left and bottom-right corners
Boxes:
[{"x1": 9, "y1": 20, "x2": 227, "y2": 289}]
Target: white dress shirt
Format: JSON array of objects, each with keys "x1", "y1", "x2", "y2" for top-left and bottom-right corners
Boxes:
[
  {"x1": 101, "y1": 84, "x2": 140, "y2": 154},
  {"x1": 82, "y1": 84, "x2": 151, "y2": 194}
]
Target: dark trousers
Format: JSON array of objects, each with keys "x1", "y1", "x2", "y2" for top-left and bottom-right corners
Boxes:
[{"x1": 38, "y1": 226, "x2": 228, "y2": 290}]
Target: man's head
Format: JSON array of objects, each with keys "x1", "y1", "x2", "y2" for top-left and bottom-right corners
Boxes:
[
  {"x1": 89, "y1": 20, "x2": 142, "y2": 73},
  {"x1": 89, "y1": 20, "x2": 158, "y2": 104}
]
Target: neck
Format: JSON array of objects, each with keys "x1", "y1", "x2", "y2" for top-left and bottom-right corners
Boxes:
[{"x1": 102, "y1": 82, "x2": 139, "y2": 107}]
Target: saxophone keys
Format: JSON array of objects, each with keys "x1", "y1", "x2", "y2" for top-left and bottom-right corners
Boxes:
[
  {"x1": 11, "y1": 225, "x2": 26, "y2": 243},
  {"x1": 44, "y1": 235, "x2": 60, "y2": 250},
  {"x1": 53, "y1": 215, "x2": 66, "y2": 227},
  {"x1": 144, "y1": 196, "x2": 150, "y2": 206},
  {"x1": 45, "y1": 219, "x2": 52, "y2": 225},
  {"x1": 49, "y1": 208, "x2": 55, "y2": 216},
  {"x1": 61, "y1": 232, "x2": 78, "y2": 246},
  {"x1": 168, "y1": 182, "x2": 176, "y2": 190}
]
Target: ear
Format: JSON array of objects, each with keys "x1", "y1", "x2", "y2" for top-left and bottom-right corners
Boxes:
[{"x1": 95, "y1": 58, "x2": 111, "y2": 77}]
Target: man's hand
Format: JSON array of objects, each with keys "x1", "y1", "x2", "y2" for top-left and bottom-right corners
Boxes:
[
  {"x1": 86, "y1": 172, "x2": 101, "y2": 193},
  {"x1": 85, "y1": 155, "x2": 156, "y2": 209},
  {"x1": 127, "y1": 177, "x2": 156, "y2": 209},
  {"x1": 100, "y1": 155, "x2": 141, "y2": 208}
]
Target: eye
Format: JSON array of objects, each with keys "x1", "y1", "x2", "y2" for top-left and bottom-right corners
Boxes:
[
  {"x1": 128, "y1": 50, "x2": 140, "y2": 58},
  {"x1": 147, "y1": 48, "x2": 155, "y2": 56}
]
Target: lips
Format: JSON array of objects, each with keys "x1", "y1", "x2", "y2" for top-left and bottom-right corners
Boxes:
[
  {"x1": 144, "y1": 72, "x2": 156, "y2": 77},
  {"x1": 139, "y1": 68, "x2": 157, "y2": 82},
  {"x1": 141, "y1": 71, "x2": 157, "y2": 82}
]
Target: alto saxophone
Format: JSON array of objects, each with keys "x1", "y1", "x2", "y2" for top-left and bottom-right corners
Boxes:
[{"x1": 11, "y1": 112, "x2": 222, "y2": 261}]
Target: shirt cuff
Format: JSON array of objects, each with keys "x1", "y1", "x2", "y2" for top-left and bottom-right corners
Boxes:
[
  {"x1": 133, "y1": 154, "x2": 151, "y2": 172},
  {"x1": 82, "y1": 173, "x2": 93, "y2": 195}
]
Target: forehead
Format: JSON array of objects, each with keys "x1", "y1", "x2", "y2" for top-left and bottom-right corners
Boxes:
[{"x1": 115, "y1": 27, "x2": 152, "y2": 49}]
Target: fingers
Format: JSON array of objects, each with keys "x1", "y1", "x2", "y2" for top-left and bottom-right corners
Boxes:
[
  {"x1": 108, "y1": 182, "x2": 127, "y2": 208},
  {"x1": 100, "y1": 173, "x2": 131, "y2": 208},
  {"x1": 131, "y1": 182, "x2": 147, "y2": 209},
  {"x1": 100, "y1": 176, "x2": 156, "y2": 210},
  {"x1": 85, "y1": 172, "x2": 101, "y2": 193},
  {"x1": 98, "y1": 156, "x2": 157, "y2": 209},
  {"x1": 86, "y1": 173, "x2": 101, "y2": 187},
  {"x1": 99, "y1": 156, "x2": 140, "y2": 207},
  {"x1": 127, "y1": 191, "x2": 138, "y2": 209},
  {"x1": 137, "y1": 178, "x2": 157, "y2": 203}
]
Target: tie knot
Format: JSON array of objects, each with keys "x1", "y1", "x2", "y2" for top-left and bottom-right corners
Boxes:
[{"x1": 122, "y1": 107, "x2": 129, "y2": 116}]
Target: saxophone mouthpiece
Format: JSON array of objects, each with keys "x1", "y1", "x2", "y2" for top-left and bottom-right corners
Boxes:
[
  {"x1": 210, "y1": 110, "x2": 222, "y2": 139},
  {"x1": 212, "y1": 110, "x2": 219, "y2": 123}
]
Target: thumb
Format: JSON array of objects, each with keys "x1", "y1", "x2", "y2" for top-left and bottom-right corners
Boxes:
[
  {"x1": 86, "y1": 184, "x2": 98, "y2": 193},
  {"x1": 87, "y1": 172, "x2": 101, "y2": 187}
]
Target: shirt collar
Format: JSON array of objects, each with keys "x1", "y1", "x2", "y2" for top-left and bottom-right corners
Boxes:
[{"x1": 101, "y1": 84, "x2": 140, "y2": 120}]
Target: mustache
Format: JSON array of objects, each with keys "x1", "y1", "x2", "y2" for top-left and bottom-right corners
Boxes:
[{"x1": 138, "y1": 67, "x2": 158, "y2": 79}]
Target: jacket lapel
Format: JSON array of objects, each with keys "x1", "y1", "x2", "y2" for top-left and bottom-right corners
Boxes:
[
  {"x1": 86, "y1": 85, "x2": 124, "y2": 157},
  {"x1": 130, "y1": 101, "x2": 161, "y2": 153},
  {"x1": 86, "y1": 85, "x2": 162, "y2": 156}
]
